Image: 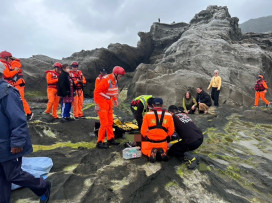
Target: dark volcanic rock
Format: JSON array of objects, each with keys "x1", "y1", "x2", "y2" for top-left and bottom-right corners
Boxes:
[{"x1": 128, "y1": 5, "x2": 272, "y2": 107}]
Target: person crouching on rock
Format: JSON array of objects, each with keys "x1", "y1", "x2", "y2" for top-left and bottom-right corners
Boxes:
[
  {"x1": 167, "y1": 105, "x2": 203, "y2": 170},
  {"x1": 196, "y1": 87, "x2": 212, "y2": 114},
  {"x1": 94, "y1": 66, "x2": 126, "y2": 149},
  {"x1": 44, "y1": 62, "x2": 62, "y2": 119},
  {"x1": 181, "y1": 91, "x2": 197, "y2": 114},
  {"x1": 57, "y1": 64, "x2": 76, "y2": 122},
  {"x1": 130, "y1": 95, "x2": 154, "y2": 130},
  {"x1": 141, "y1": 98, "x2": 175, "y2": 163},
  {"x1": 254, "y1": 75, "x2": 270, "y2": 107}
]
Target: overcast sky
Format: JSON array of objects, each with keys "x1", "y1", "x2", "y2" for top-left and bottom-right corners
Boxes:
[{"x1": 1, "y1": 0, "x2": 271, "y2": 59}]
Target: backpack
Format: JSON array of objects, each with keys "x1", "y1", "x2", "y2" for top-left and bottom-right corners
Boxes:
[{"x1": 254, "y1": 80, "x2": 266, "y2": 92}]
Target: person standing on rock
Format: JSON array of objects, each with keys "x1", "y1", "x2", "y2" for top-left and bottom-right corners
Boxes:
[
  {"x1": 69, "y1": 61, "x2": 86, "y2": 119},
  {"x1": 0, "y1": 63, "x2": 51, "y2": 203},
  {"x1": 207, "y1": 69, "x2": 222, "y2": 107},
  {"x1": 94, "y1": 66, "x2": 125, "y2": 149},
  {"x1": 0, "y1": 51, "x2": 34, "y2": 121},
  {"x1": 196, "y1": 87, "x2": 212, "y2": 114},
  {"x1": 95, "y1": 68, "x2": 107, "y2": 88},
  {"x1": 168, "y1": 105, "x2": 203, "y2": 170},
  {"x1": 57, "y1": 64, "x2": 76, "y2": 122},
  {"x1": 44, "y1": 62, "x2": 62, "y2": 119},
  {"x1": 141, "y1": 98, "x2": 175, "y2": 163},
  {"x1": 130, "y1": 95, "x2": 154, "y2": 130},
  {"x1": 254, "y1": 75, "x2": 270, "y2": 107}
]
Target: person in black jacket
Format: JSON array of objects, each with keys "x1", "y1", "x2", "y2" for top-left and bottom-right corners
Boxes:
[
  {"x1": 196, "y1": 87, "x2": 212, "y2": 114},
  {"x1": 57, "y1": 64, "x2": 76, "y2": 122},
  {"x1": 168, "y1": 105, "x2": 203, "y2": 169}
]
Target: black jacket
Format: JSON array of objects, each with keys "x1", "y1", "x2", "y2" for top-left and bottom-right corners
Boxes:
[
  {"x1": 196, "y1": 90, "x2": 212, "y2": 107},
  {"x1": 57, "y1": 71, "x2": 75, "y2": 97},
  {"x1": 172, "y1": 113, "x2": 203, "y2": 144}
]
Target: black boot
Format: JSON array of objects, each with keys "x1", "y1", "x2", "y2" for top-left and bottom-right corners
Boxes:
[
  {"x1": 107, "y1": 139, "x2": 119, "y2": 146},
  {"x1": 96, "y1": 142, "x2": 109, "y2": 149}
]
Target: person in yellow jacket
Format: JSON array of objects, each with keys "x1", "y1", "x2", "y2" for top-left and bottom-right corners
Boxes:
[{"x1": 207, "y1": 69, "x2": 222, "y2": 107}]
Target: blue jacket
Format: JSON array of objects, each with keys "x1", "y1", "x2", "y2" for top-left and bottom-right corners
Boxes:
[{"x1": 0, "y1": 78, "x2": 33, "y2": 162}]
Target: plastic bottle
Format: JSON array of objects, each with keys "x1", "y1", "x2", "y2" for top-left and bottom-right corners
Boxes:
[{"x1": 122, "y1": 147, "x2": 142, "y2": 159}]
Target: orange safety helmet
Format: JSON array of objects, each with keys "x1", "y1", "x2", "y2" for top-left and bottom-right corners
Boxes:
[
  {"x1": 53, "y1": 62, "x2": 62, "y2": 69},
  {"x1": 0, "y1": 51, "x2": 12, "y2": 59},
  {"x1": 113, "y1": 66, "x2": 125, "y2": 75},
  {"x1": 71, "y1": 61, "x2": 78, "y2": 67}
]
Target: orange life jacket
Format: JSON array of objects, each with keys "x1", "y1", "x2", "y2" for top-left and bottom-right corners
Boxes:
[
  {"x1": 1, "y1": 60, "x2": 24, "y2": 86},
  {"x1": 105, "y1": 74, "x2": 118, "y2": 98},
  {"x1": 46, "y1": 70, "x2": 60, "y2": 89},
  {"x1": 69, "y1": 70, "x2": 86, "y2": 89}
]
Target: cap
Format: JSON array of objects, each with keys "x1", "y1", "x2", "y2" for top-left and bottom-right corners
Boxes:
[
  {"x1": 153, "y1": 98, "x2": 163, "y2": 105},
  {"x1": 0, "y1": 62, "x2": 5, "y2": 73},
  {"x1": 100, "y1": 68, "x2": 107, "y2": 74}
]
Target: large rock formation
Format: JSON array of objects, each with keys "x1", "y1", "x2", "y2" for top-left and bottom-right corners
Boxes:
[
  {"x1": 129, "y1": 6, "x2": 272, "y2": 107},
  {"x1": 240, "y1": 15, "x2": 272, "y2": 33}
]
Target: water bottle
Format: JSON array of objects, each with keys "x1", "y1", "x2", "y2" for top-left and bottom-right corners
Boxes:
[{"x1": 123, "y1": 147, "x2": 142, "y2": 159}]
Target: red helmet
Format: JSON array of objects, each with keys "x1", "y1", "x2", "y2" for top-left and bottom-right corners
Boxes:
[
  {"x1": 71, "y1": 61, "x2": 78, "y2": 67},
  {"x1": 0, "y1": 51, "x2": 12, "y2": 59},
  {"x1": 53, "y1": 62, "x2": 62, "y2": 69},
  {"x1": 113, "y1": 66, "x2": 125, "y2": 75}
]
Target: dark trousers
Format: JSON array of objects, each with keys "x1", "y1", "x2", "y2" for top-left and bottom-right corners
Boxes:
[
  {"x1": 211, "y1": 87, "x2": 220, "y2": 106},
  {"x1": 130, "y1": 106, "x2": 143, "y2": 130},
  {"x1": 61, "y1": 101, "x2": 72, "y2": 118},
  {"x1": 168, "y1": 137, "x2": 203, "y2": 157},
  {"x1": 0, "y1": 157, "x2": 48, "y2": 203}
]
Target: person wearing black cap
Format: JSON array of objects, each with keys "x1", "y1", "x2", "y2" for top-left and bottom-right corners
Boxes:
[
  {"x1": 141, "y1": 98, "x2": 175, "y2": 163},
  {"x1": 95, "y1": 68, "x2": 107, "y2": 88},
  {"x1": 167, "y1": 105, "x2": 203, "y2": 169}
]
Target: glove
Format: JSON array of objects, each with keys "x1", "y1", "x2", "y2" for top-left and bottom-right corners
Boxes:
[
  {"x1": 114, "y1": 100, "x2": 118, "y2": 107},
  {"x1": 95, "y1": 104, "x2": 100, "y2": 113},
  {"x1": 166, "y1": 136, "x2": 171, "y2": 143}
]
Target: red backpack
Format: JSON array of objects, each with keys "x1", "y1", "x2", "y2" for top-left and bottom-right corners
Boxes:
[{"x1": 254, "y1": 80, "x2": 266, "y2": 91}]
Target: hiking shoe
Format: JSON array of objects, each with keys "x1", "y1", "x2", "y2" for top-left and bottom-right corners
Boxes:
[
  {"x1": 27, "y1": 113, "x2": 34, "y2": 121},
  {"x1": 40, "y1": 181, "x2": 51, "y2": 203},
  {"x1": 96, "y1": 142, "x2": 109, "y2": 149},
  {"x1": 149, "y1": 148, "x2": 158, "y2": 163},
  {"x1": 158, "y1": 148, "x2": 169, "y2": 161},
  {"x1": 74, "y1": 117, "x2": 79, "y2": 120},
  {"x1": 266, "y1": 103, "x2": 270, "y2": 107},
  {"x1": 107, "y1": 139, "x2": 119, "y2": 146}
]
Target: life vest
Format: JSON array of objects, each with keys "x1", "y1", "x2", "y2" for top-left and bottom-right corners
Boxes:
[
  {"x1": 46, "y1": 70, "x2": 59, "y2": 88},
  {"x1": 105, "y1": 75, "x2": 118, "y2": 98},
  {"x1": 2, "y1": 60, "x2": 24, "y2": 86},
  {"x1": 70, "y1": 70, "x2": 85, "y2": 89},
  {"x1": 131, "y1": 95, "x2": 153, "y2": 114},
  {"x1": 254, "y1": 80, "x2": 266, "y2": 92}
]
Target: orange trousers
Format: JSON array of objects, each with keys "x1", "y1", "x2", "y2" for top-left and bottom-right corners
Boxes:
[
  {"x1": 73, "y1": 89, "x2": 84, "y2": 117},
  {"x1": 141, "y1": 141, "x2": 168, "y2": 157},
  {"x1": 14, "y1": 85, "x2": 31, "y2": 115},
  {"x1": 254, "y1": 91, "x2": 269, "y2": 106},
  {"x1": 45, "y1": 88, "x2": 60, "y2": 118},
  {"x1": 97, "y1": 99, "x2": 115, "y2": 143}
]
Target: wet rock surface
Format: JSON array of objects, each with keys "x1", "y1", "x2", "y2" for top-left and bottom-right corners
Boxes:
[{"x1": 10, "y1": 102, "x2": 272, "y2": 203}]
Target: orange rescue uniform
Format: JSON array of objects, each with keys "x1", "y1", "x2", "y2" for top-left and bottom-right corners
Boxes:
[
  {"x1": 1, "y1": 59, "x2": 32, "y2": 115},
  {"x1": 95, "y1": 74, "x2": 104, "y2": 88},
  {"x1": 254, "y1": 80, "x2": 269, "y2": 106},
  {"x1": 70, "y1": 70, "x2": 86, "y2": 118},
  {"x1": 45, "y1": 70, "x2": 60, "y2": 118},
  {"x1": 141, "y1": 108, "x2": 175, "y2": 157},
  {"x1": 94, "y1": 73, "x2": 118, "y2": 143}
]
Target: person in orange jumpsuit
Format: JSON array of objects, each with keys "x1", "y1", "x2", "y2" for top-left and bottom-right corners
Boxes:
[
  {"x1": 44, "y1": 62, "x2": 62, "y2": 119},
  {"x1": 0, "y1": 51, "x2": 34, "y2": 121},
  {"x1": 95, "y1": 68, "x2": 107, "y2": 88},
  {"x1": 141, "y1": 98, "x2": 175, "y2": 163},
  {"x1": 69, "y1": 61, "x2": 87, "y2": 119},
  {"x1": 94, "y1": 66, "x2": 125, "y2": 149},
  {"x1": 254, "y1": 75, "x2": 270, "y2": 107}
]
